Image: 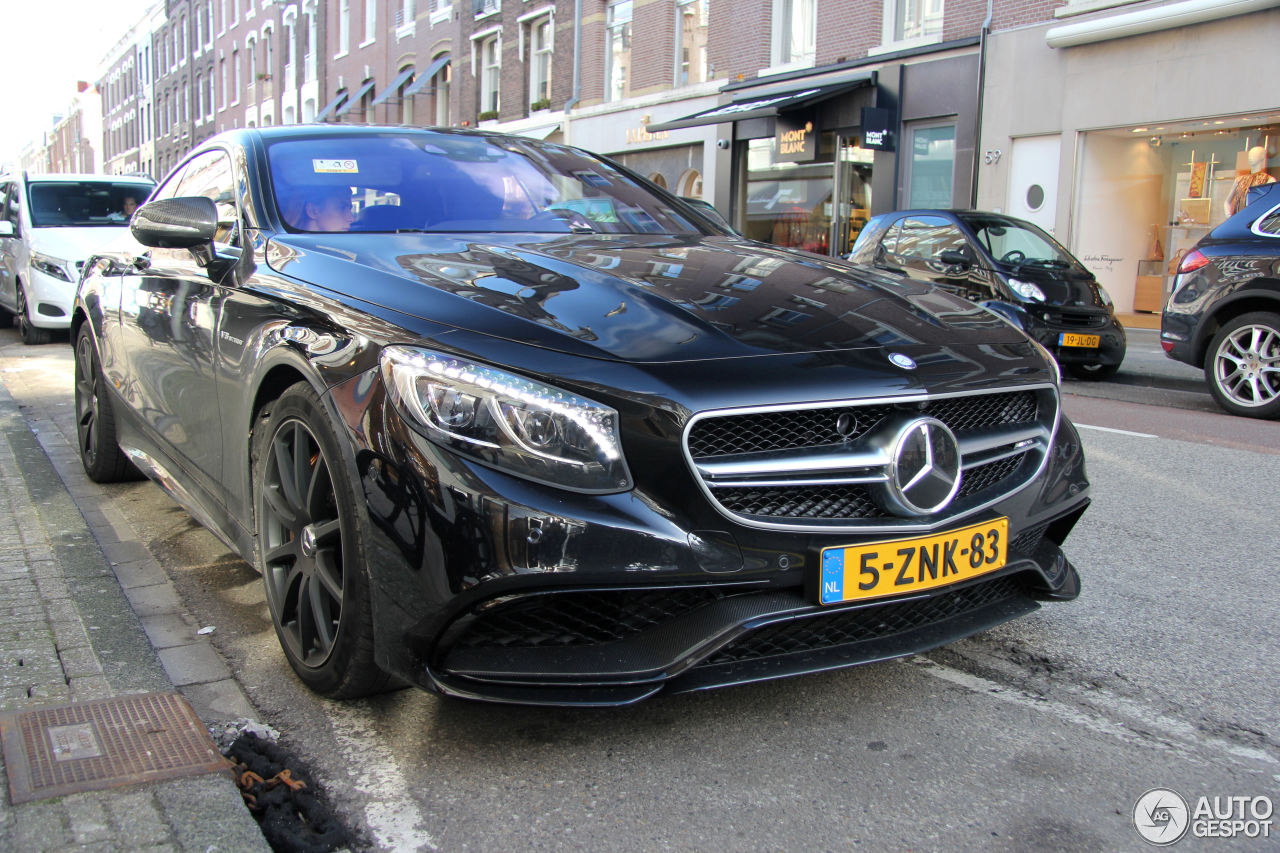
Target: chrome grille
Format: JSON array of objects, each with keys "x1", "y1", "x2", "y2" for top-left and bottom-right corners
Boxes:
[{"x1": 684, "y1": 386, "x2": 1058, "y2": 533}]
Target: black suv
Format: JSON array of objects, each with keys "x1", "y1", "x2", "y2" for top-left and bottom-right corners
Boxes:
[
  {"x1": 849, "y1": 210, "x2": 1126, "y2": 380},
  {"x1": 1162, "y1": 182, "x2": 1280, "y2": 419}
]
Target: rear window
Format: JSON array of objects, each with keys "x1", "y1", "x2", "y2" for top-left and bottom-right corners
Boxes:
[
  {"x1": 1257, "y1": 207, "x2": 1280, "y2": 236},
  {"x1": 266, "y1": 132, "x2": 707, "y2": 236},
  {"x1": 26, "y1": 181, "x2": 154, "y2": 227}
]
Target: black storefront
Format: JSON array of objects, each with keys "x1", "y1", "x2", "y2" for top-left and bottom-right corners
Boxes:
[{"x1": 650, "y1": 41, "x2": 982, "y2": 257}]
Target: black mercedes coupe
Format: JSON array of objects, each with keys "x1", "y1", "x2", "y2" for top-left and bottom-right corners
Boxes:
[{"x1": 73, "y1": 127, "x2": 1089, "y2": 706}]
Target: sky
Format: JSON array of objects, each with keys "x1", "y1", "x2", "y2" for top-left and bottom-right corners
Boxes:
[{"x1": 0, "y1": 0, "x2": 157, "y2": 169}]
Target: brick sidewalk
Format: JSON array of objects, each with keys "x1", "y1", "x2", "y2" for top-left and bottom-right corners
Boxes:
[{"x1": 0, "y1": 376, "x2": 270, "y2": 852}]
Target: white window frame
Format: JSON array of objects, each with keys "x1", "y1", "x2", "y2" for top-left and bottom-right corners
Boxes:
[
  {"x1": 873, "y1": 0, "x2": 944, "y2": 55},
  {"x1": 470, "y1": 27, "x2": 502, "y2": 115},
  {"x1": 337, "y1": 0, "x2": 351, "y2": 56},
  {"x1": 362, "y1": 0, "x2": 377, "y2": 45},
  {"x1": 675, "y1": 0, "x2": 708, "y2": 87},
  {"x1": 605, "y1": 0, "x2": 632, "y2": 103},
  {"x1": 517, "y1": 6, "x2": 554, "y2": 107},
  {"x1": 768, "y1": 0, "x2": 815, "y2": 71}
]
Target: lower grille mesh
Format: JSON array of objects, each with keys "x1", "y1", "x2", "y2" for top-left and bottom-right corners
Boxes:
[
  {"x1": 700, "y1": 576, "x2": 1025, "y2": 666},
  {"x1": 454, "y1": 587, "x2": 731, "y2": 650}
]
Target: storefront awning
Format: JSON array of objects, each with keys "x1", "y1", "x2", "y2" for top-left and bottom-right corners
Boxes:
[
  {"x1": 647, "y1": 69, "x2": 875, "y2": 132},
  {"x1": 335, "y1": 78, "x2": 377, "y2": 116},
  {"x1": 514, "y1": 124, "x2": 561, "y2": 140},
  {"x1": 314, "y1": 91, "x2": 349, "y2": 122},
  {"x1": 371, "y1": 67, "x2": 417, "y2": 106},
  {"x1": 403, "y1": 54, "x2": 451, "y2": 98}
]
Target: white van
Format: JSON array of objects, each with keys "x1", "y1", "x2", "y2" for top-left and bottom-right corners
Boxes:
[{"x1": 0, "y1": 172, "x2": 155, "y2": 344}]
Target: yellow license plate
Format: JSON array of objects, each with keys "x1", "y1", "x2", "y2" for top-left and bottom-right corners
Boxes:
[
  {"x1": 1059, "y1": 333, "x2": 1100, "y2": 348},
  {"x1": 819, "y1": 518, "x2": 1009, "y2": 605}
]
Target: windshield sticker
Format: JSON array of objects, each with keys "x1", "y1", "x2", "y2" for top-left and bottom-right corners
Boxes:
[
  {"x1": 573, "y1": 171, "x2": 611, "y2": 189},
  {"x1": 313, "y1": 159, "x2": 360, "y2": 174}
]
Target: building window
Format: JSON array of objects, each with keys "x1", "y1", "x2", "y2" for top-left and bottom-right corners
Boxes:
[
  {"x1": 338, "y1": 0, "x2": 350, "y2": 54},
  {"x1": 529, "y1": 15, "x2": 552, "y2": 108},
  {"x1": 431, "y1": 56, "x2": 450, "y2": 125},
  {"x1": 263, "y1": 27, "x2": 274, "y2": 79},
  {"x1": 605, "y1": 0, "x2": 632, "y2": 102},
  {"x1": 247, "y1": 35, "x2": 258, "y2": 78},
  {"x1": 233, "y1": 49, "x2": 241, "y2": 101},
  {"x1": 772, "y1": 0, "x2": 815, "y2": 68},
  {"x1": 479, "y1": 35, "x2": 500, "y2": 115},
  {"x1": 882, "y1": 0, "x2": 943, "y2": 46},
  {"x1": 395, "y1": 66, "x2": 416, "y2": 124},
  {"x1": 905, "y1": 122, "x2": 956, "y2": 208},
  {"x1": 196, "y1": 73, "x2": 205, "y2": 119},
  {"x1": 220, "y1": 58, "x2": 227, "y2": 109},
  {"x1": 677, "y1": 0, "x2": 708, "y2": 86},
  {"x1": 207, "y1": 74, "x2": 215, "y2": 119},
  {"x1": 364, "y1": 0, "x2": 376, "y2": 43}
]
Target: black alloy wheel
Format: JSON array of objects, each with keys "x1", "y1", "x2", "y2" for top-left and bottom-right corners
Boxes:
[
  {"x1": 18, "y1": 283, "x2": 52, "y2": 345},
  {"x1": 1205, "y1": 311, "x2": 1280, "y2": 419},
  {"x1": 73, "y1": 325, "x2": 136, "y2": 482},
  {"x1": 253, "y1": 382, "x2": 388, "y2": 698},
  {"x1": 1066, "y1": 361, "x2": 1120, "y2": 381}
]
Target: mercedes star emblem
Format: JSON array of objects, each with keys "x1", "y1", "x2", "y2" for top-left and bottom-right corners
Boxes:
[
  {"x1": 883, "y1": 416, "x2": 962, "y2": 516},
  {"x1": 889, "y1": 352, "x2": 917, "y2": 370}
]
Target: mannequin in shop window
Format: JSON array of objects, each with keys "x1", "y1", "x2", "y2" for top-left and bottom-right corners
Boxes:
[{"x1": 1225, "y1": 146, "x2": 1276, "y2": 217}]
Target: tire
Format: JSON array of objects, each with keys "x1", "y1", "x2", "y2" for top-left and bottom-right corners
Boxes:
[
  {"x1": 73, "y1": 325, "x2": 138, "y2": 482},
  {"x1": 251, "y1": 381, "x2": 390, "y2": 698},
  {"x1": 1066, "y1": 361, "x2": 1121, "y2": 381},
  {"x1": 1204, "y1": 311, "x2": 1280, "y2": 419},
  {"x1": 17, "y1": 282, "x2": 52, "y2": 345}
]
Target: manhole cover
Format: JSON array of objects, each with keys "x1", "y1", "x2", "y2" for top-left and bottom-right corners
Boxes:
[{"x1": 0, "y1": 692, "x2": 230, "y2": 804}]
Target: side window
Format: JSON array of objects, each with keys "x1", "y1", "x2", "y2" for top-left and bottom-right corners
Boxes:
[
  {"x1": 175, "y1": 150, "x2": 239, "y2": 247},
  {"x1": 880, "y1": 218, "x2": 904, "y2": 257},
  {"x1": 1258, "y1": 206, "x2": 1280, "y2": 236},
  {"x1": 0, "y1": 182, "x2": 13, "y2": 228},
  {"x1": 150, "y1": 164, "x2": 189, "y2": 202},
  {"x1": 895, "y1": 216, "x2": 967, "y2": 261}
]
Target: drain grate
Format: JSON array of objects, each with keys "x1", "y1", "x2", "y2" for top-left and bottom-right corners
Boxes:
[{"x1": 0, "y1": 691, "x2": 230, "y2": 804}]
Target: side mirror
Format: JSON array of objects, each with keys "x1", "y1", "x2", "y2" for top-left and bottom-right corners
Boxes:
[
  {"x1": 131, "y1": 197, "x2": 218, "y2": 250},
  {"x1": 0, "y1": 221, "x2": 15, "y2": 238},
  {"x1": 938, "y1": 248, "x2": 972, "y2": 267}
]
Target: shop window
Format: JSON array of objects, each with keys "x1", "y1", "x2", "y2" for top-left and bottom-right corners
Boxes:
[
  {"x1": 432, "y1": 58, "x2": 451, "y2": 125},
  {"x1": 649, "y1": 172, "x2": 668, "y2": 190},
  {"x1": 905, "y1": 122, "x2": 956, "y2": 208},
  {"x1": 677, "y1": 0, "x2": 709, "y2": 86},
  {"x1": 741, "y1": 133, "x2": 835, "y2": 254},
  {"x1": 771, "y1": 0, "x2": 815, "y2": 69},
  {"x1": 606, "y1": 1, "x2": 632, "y2": 103}
]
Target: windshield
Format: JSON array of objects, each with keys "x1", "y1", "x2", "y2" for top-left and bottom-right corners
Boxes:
[
  {"x1": 26, "y1": 181, "x2": 154, "y2": 228},
  {"x1": 960, "y1": 214, "x2": 1080, "y2": 270},
  {"x1": 266, "y1": 132, "x2": 707, "y2": 236}
]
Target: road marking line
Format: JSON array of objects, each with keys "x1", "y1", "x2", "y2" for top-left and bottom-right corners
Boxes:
[
  {"x1": 908, "y1": 656, "x2": 1278, "y2": 770},
  {"x1": 1074, "y1": 423, "x2": 1157, "y2": 438},
  {"x1": 325, "y1": 701, "x2": 437, "y2": 852}
]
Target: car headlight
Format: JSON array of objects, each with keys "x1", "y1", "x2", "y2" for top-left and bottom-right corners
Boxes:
[
  {"x1": 1095, "y1": 283, "x2": 1113, "y2": 308},
  {"x1": 1008, "y1": 278, "x2": 1045, "y2": 302},
  {"x1": 380, "y1": 346, "x2": 632, "y2": 493},
  {"x1": 30, "y1": 252, "x2": 72, "y2": 282}
]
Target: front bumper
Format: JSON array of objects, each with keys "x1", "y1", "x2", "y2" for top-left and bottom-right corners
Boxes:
[
  {"x1": 343, "y1": 379, "x2": 1090, "y2": 706},
  {"x1": 24, "y1": 265, "x2": 76, "y2": 329},
  {"x1": 1031, "y1": 318, "x2": 1126, "y2": 367}
]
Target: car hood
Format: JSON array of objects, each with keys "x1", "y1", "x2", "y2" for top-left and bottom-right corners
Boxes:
[
  {"x1": 266, "y1": 232, "x2": 1028, "y2": 363},
  {"x1": 28, "y1": 225, "x2": 133, "y2": 266}
]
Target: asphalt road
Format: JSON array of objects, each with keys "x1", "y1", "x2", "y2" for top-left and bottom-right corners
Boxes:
[{"x1": 3, "y1": 327, "x2": 1278, "y2": 852}]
